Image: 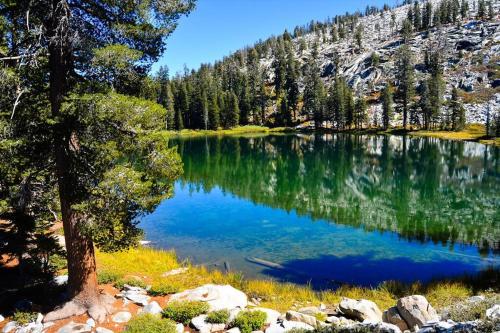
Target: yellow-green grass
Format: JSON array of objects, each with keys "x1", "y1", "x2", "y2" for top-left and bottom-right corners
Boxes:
[
  {"x1": 408, "y1": 124, "x2": 500, "y2": 146},
  {"x1": 161, "y1": 126, "x2": 294, "y2": 138},
  {"x1": 95, "y1": 247, "x2": 480, "y2": 313}
]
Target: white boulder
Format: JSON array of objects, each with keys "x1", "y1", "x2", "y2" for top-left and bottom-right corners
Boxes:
[
  {"x1": 169, "y1": 284, "x2": 247, "y2": 311},
  {"x1": 339, "y1": 298, "x2": 383, "y2": 322}
]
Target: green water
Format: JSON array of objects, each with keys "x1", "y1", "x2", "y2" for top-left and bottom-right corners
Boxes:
[{"x1": 141, "y1": 133, "x2": 499, "y2": 287}]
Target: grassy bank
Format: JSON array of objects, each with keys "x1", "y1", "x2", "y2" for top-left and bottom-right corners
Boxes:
[
  {"x1": 162, "y1": 124, "x2": 499, "y2": 146},
  {"x1": 407, "y1": 124, "x2": 500, "y2": 146},
  {"x1": 163, "y1": 126, "x2": 295, "y2": 138},
  {"x1": 95, "y1": 247, "x2": 497, "y2": 313}
]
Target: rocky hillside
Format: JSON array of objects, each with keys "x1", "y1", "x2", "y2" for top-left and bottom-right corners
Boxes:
[{"x1": 255, "y1": 0, "x2": 499, "y2": 126}]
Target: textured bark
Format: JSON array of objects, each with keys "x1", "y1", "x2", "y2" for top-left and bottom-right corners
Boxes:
[{"x1": 43, "y1": 0, "x2": 111, "y2": 322}]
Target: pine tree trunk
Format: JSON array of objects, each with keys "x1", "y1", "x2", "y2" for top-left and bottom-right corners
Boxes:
[{"x1": 43, "y1": 0, "x2": 111, "y2": 322}]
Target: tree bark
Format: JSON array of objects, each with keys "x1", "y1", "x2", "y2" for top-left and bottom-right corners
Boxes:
[{"x1": 43, "y1": 0, "x2": 112, "y2": 322}]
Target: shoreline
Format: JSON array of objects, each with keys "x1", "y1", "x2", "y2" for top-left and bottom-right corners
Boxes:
[{"x1": 163, "y1": 124, "x2": 499, "y2": 146}]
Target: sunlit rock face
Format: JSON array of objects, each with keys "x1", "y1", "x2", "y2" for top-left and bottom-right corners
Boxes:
[{"x1": 257, "y1": 0, "x2": 500, "y2": 125}]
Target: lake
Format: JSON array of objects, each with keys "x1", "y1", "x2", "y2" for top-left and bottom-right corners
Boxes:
[{"x1": 140, "y1": 133, "x2": 499, "y2": 288}]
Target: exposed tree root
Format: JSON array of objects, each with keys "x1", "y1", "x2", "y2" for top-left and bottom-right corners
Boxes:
[{"x1": 43, "y1": 293, "x2": 114, "y2": 323}]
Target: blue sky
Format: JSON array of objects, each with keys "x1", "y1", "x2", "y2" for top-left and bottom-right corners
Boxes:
[{"x1": 154, "y1": 0, "x2": 398, "y2": 76}]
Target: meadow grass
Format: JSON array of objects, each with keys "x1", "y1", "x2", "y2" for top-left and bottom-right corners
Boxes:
[
  {"x1": 408, "y1": 124, "x2": 500, "y2": 146},
  {"x1": 162, "y1": 125, "x2": 294, "y2": 138},
  {"x1": 95, "y1": 247, "x2": 487, "y2": 313}
]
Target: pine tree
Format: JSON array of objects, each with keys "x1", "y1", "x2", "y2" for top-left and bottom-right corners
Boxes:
[
  {"x1": 303, "y1": 63, "x2": 326, "y2": 128},
  {"x1": 407, "y1": 5, "x2": 414, "y2": 26},
  {"x1": 345, "y1": 86, "x2": 355, "y2": 129},
  {"x1": 382, "y1": 83, "x2": 394, "y2": 130},
  {"x1": 329, "y1": 78, "x2": 346, "y2": 129},
  {"x1": 427, "y1": 51, "x2": 445, "y2": 128},
  {"x1": 487, "y1": 1, "x2": 494, "y2": 20},
  {"x1": 355, "y1": 25, "x2": 364, "y2": 51},
  {"x1": 208, "y1": 94, "x2": 220, "y2": 130},
  {"x1": 451, "y1": 87, "x2": 466, "y2": 130},
  {"x1": 285, "y1": 42, "x2": 300, "y2": 122},
  {"x1": 396, "y1": 45, "x2": 415, "y2": 129},
  {"x1": 419, "y1": 81, "x2": 432, "y2": 129},
  {"x1": 401, "y1": 19, "x2": 413, "y2": 44},
  {"x1": 354, "y1": 96, "x2": 368, "y2": 129},
  {"x1": 451, "y1": 0, "x2": 460, "y2": 23},
  {"x1": 414, "y1": 1, "x2": 422, "y2": 30},
  {"x1": 273, "y1": 41, "x2": 287, "y2": 96},
  {"x1": 423, "y1": 2, "x2": 433, "y2": 29},
  {"x1": 461, "y1": 0, "x2": 469, "y2": 19},
  {"x1": 331, "y1": 26, "x2": 339, "y2": 42},
  {"x1": 391, "y1": 12, "x2": 397, "y2": 35},
  {"x1": 0, "y1": 0, "x2": 192, "y2": 322},
  {"x1": 227, "y1": 92, "x2": 240, "y2": 128},
  {"x1": 477, "y1": 0, "x2": 486, "y2": 18}
]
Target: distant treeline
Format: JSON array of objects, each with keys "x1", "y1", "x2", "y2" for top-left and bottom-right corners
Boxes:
[{"x1": 135, "y1": 0, "x2": 497, "y2": 133}]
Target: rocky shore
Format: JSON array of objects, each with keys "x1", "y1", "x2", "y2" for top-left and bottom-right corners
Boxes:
[{"x1": 1, "y1": 275, "x2": 498, "y2": 333}]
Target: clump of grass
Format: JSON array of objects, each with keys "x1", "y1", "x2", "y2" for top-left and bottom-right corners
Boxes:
[
  {"x1": 162, "y1": 301, "x2": 209, "y2": 325},
  {"x1": 149, "y1": 283, "x2": 180, "y2": 296},
  {"x1": 314, "y1": 312, "x2": 327, "y2": 322},
  {"x1": 206, "y1": 309, "x2": 230, "y2": 324},
  {"x1": 96, "y1": 247, "x2": 179, "y2": 279},
  {"x1": 97, "y1": 270, "x2": 122, "y2": 285},
  {"x1": 230, "y1": 310, "x2": 267, "y2": 333},
  {"x1": 12, "y1": 311, "x2": 37, "y2": 325},
  {"x1": 425, "y1": 282, "x2": 471, "y2": 309},
  {"x1": 114, "y1": 277, "x2": 148, "y2": 290},
  {"x1": 123, "y1": 314, "x2": 177, "y2": 333}
]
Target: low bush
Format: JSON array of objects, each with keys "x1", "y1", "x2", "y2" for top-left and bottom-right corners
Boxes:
[
  {"x1": 206, "y1": 309, "x2": 230, "y2": 324},
  {"x1": 113, "y1": 277, "x2": 148, "y2": 290},
  {"x1": 148, "y1": 283, "x2": 180, "y2": 296},
  {"x1": 231, "y1": 310, "x2": 267, "y2": 333},
  {"x1": 123, "y1": 314, "x2": 177, "y2": 333},
  {"x1": 12, "y1": 311, "x2": 38, "y2": 325},
  {"x1": 97, "y1": 270, "x2": 122, "y2": 284},
  {"x1": 446, "y1": 296, "x2": 500, "y2": 322},
  {"x1": 162, "y1": 301, "x2": 209, "y2": 325}
]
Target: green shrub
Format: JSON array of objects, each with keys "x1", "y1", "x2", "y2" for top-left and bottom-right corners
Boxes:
[
  {"x1": 231, "y1": 311, "x2": 267, "y2": 333},
  {"x1": 314, "y1": 312, "x2": 327, "y2": 322},
  {"x1": 206, "y1": 309, "x2": 230, "y2": 324},
  {"x1": 113, "y1": 277, "x2": 148, "y2": 290},
  {"x1": 124, "y1": 314, "x2": 177, "y2": 333},
  {"x1": 162, "y1": 301, "x2": 209, "y2": 325},
  {"x1": 12, "y1": 311, "x2": 38, "y2": 325},
  {"x1": 97, "y1": 270, "x2": 122, "y2": 284},
  {"x1": 148, "y1": 283, "x2": 179, "y2": 296}
]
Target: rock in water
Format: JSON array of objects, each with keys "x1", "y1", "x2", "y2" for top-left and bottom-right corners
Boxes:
[
  {"x1": 383, "y1": 306, "x2": 409, "y2": 332},
  {"x1": 168, "y1": 284, "x2": 247, "y2": 311},
  {"x1": 339, "y1": 297, "x2": 383, "y2": 322},
  {"x1": 396, "y1": 295, "x2": 438, "y2": 329}
]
